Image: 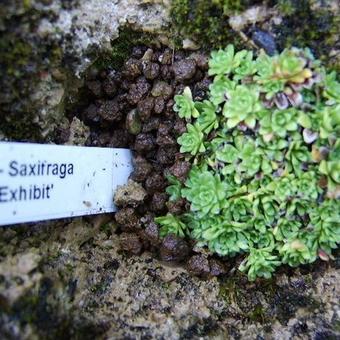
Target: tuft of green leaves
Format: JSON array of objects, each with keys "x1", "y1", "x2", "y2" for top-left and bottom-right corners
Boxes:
[
  {"x1": 181, "y1": 167, "x2": 228, "y2": 218},
  {"x1": 165, "y1": 175, "x2": 182, "y2": 202},
  {"x1": 223, "y1": 85, "x2": 262, "y2": 128},
  {"x1": 208, "y1": 45, "x2": 247, "y2": 77},
  {"x1": 155, "y1": 214, "x2": 187, "y2": 238},
  {"x1": 155, "y1": 45, "x2": 340, "y2": 281},
  {"x1": 177, "y1": 123, "x2": 205, "y2": 155},
  {"x1": 174, "y1": 87, "x2": 199, "y2": 119}
]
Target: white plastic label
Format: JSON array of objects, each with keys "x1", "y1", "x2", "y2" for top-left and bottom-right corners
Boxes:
[{"x1": 0, "y1": 142, "x2": 132, "y2": 226}]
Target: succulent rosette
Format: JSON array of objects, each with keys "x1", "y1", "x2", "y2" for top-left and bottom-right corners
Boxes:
[
  {"x1": 259, "y1": 108, "x2": 298, "y2": 138},
  {"x1": 223, "y1": 85, "x2": 262, "y2": 128},
  {"x1": 177, "y1": 123, "x2": 205, "y2": 155},
  {"x1": 174, "y1": 86, "x2": 199, "y2": 119},
  {"x1": 181, "y1": 169, "x2": 228, "y2": 218}
]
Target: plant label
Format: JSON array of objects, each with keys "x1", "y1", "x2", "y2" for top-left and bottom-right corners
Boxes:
[{"x1": 0, "y1": 142, "x2": 132, "y2": 226}]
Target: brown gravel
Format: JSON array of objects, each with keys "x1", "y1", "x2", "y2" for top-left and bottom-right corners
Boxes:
[
  {"x1": 172, "y1": 59, "x2": 197, "y2": 82},
  {"x1": 160, "y1": 234, "x2": 190, "y2": 263},
  {"x1": 120, "y1": 232, "x2": 143, "y2": 255},
  {"x1": 79, "y1": 46, "x2": 218, "y2": 275}
]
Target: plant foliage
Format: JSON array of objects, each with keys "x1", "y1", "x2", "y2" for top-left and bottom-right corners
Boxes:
[{"x1": 156, "y1": 45, "x2": 340, "y2": 281}]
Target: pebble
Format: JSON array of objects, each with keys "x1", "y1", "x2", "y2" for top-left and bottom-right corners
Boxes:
[
  {"x1": 97, "y1": 99, "x2": 122, "y2": 122},
  {"x1": 182, "y1": 38, "x2": 200, "y2": 50},
  {"x1": 156, "y1": 121, "x2": 176, "y2": 146},
  {"x1": 123, "y1": 58, "x2": 142, "y2": 79},
  {"x1": 172, "y1": 59, "x2": 197, "y2": 82},
  {"x1": 158, "y1": 48, "x2": 173, "y2": 65},
  {"x1": 134, "y1": 133, "x2": 156, "y2": 152},
  {"x1": 173, "y1": 118, "x2": 187, "y2": 136},
  {"x1": 160, "y1": 65, "x2": 173, "y2": 80},
  {"x1": 151, "y1": 80, "x2": 173, "y2": 100},
  {"x1": 114, "y1": 180, "x2": 147, "y2": 207},
  {"x1": 252, "y1": 28, "x2": 277, "y2": 56},
  {"x1": 145, "y1": 173, "x2": 166, "y2": 193},
  {"x1": 126, "y1": 109, "x2": 141, "y2": 135},
  {"x1": 154, "y1": 97, "x2": 165, "y2": 114},
  {"x1": 156, "y1": 146, "x2": 177, "y2": 165},
  {"x1": 115, "y1": 207, "x2": 141, "y2": 231},
  {"x1": 170, "y1": 161, "x2": 191, "y2": 182},
  {"x1": 142, "y1": 61, "x2": 160, "y2": 80},
  {"x1": 130, "y1": 155, "x2": 153, "y2": 182},
  {"x1": 137, "y1": 97, "x2": 154, "y2": 122},
  {"x1": 143, "y1": 220, "x2": 160, "y2": 245},
  {"x1": 166, "y1": 198, "x2": 186, "y2": 215},
  {"x1": 187, "y1": 255, "x2": 210, "y2": 277},
  {"x1": 209, "y1": 259, "x2": 227, "y2": 276},
  {"x1": 102, "y1": 78, "x2": 117, "y2": 97},
  {"x1": 190, "y1": 52, "x2": 209, "y2": 70},
  {"x1": 86, "y1": 80, "x2": 102, "y2": 97},
  {"x1": 160, "y1": 234, "x2": 190, "y2": 263},
  {"x1": 127, "y1": 77, "x2": 151, "y2": 105},
  {"x1": 131, "y1": 46, "x2": 146, "y2": 59},
  {"x1": 119, "y1": 232, "x2": 143, "y2": 255},
  {"x1": 109, "y1": 129, "x2": 132, "y2": 148},
  {"x1": 142, "y1": 117, "x2": 161, "y2": 132},
  {"x1": 150, "y1": 192, "x2": 168, "y2": 212}
]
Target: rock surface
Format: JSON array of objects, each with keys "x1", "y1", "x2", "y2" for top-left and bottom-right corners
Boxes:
[{"x1": 0, "y1": 220, "x2": 339, "y2": 339}]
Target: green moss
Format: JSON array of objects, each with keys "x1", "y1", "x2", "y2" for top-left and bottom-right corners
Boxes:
[
  {"x1": 170, "y1": 0, "x2": 274, "y2": 49},
  {"x1": 94, "y1": 28, "x2": 155, "y2": 70},
  {"x1": 23, "y1": 0, "x2": 31, "y2": 11},
  {"x1": 90, "y1": 278, "x2": 111, "y2": 294},
  {"x1": 171, "y1": 0, "x2": 235, "y2": 49},
  {"x1": 247, "y1": 304, "x2": 266, "y2": 323},
  {"x1": 218, "y1": 272, "x2": 322, "y2": 325},
  {"x1": 170, "y1": 0, "x2": 339, "y2": 72},
  {"x1": 218, "y1": 276, "x2": 239, "y2": 304},
  {"x1": 276, "y1": 0, "x2": 295, "y2": 16},
  {"x1": 9, "y1": 280, "x2": 103, "y2": 339},
  {"x1": 0, "y1": 38, "x2": 32, "y2": 78},
  {"x1": 334, "y1": 319, "x2": 340, "y2": 333},
  {"x1": 0, "y1": 10, "x2": 65, "y2": 141},
  {"x1": 13, "y1": 293, "x2": 40, "y2": 324},
  {"x1": 100, "y1": 223, "x2": 114, "y2": 237},
  {"x1": 1, "y1": 111, "x2": 42, "y2": 141}
]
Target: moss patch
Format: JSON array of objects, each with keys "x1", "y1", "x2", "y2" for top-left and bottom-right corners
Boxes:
[
  {"x1": 94, "y1": 28, "x2": 156, "y2": 70},
  {"x1": 170, "y1": 0, "x2": 339, "y2": 72},
  {"x1": 170, "y1": 0, "x2": 237, "y2": 49},
  {"x1": 170, "y1": 0, "x2": 275, "y2": 49},
  {"x1": 218, "y1": 271, "x2": 322, "y2": 326}
]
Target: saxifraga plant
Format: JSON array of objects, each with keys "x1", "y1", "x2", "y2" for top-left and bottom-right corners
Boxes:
[{"x1": 156, "y1": 45, "x2": 340, "y2": 281}]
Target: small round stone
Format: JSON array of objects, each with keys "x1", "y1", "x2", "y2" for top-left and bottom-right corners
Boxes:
[
  {"x1": 126, "y1": 109, "x2": 141, "y2": 135},
  {"x1": 172, "y1": 59, "x2": 197, "y2": 82}
]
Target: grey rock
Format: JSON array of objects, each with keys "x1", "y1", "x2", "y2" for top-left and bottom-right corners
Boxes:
[{"x1": 251, "y1": 28, "x2": 277, "y2": 56}]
